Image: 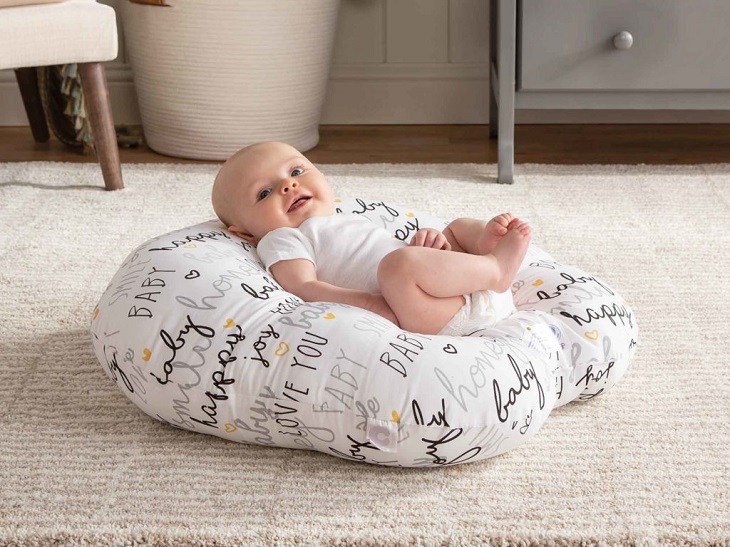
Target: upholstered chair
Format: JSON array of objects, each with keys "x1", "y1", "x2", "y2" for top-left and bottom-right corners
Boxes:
[{"x1": 0, "y1": 0, "x2": 123, "y2": 190}]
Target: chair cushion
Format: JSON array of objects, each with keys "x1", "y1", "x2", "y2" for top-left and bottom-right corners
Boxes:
[
  {"x1": 0, "y1": 0, "x2": 117, "y2": 70},
  {"x1": 0, "y1": 0, "x2": 63, "y2": 7}
]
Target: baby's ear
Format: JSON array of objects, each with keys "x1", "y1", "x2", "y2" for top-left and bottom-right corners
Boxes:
[{"x1": 228, "y1": 225, "x2": 259, "y2": 245}]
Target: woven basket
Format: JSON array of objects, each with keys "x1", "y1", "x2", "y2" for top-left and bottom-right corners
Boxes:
[{"x1": 121, "y1": 0, "x2": 339, "y2": 159}]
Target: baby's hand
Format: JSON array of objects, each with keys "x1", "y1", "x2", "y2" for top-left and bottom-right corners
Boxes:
[{"x1": 410, "y1": 228, "x2": 451, "y2": 251}]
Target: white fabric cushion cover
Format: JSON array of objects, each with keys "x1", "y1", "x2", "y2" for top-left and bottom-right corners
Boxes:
[
  {"x1": 0, "y1": 0, "x2": 117, "y2": 70},
  {"x1": 91, "y1": 198, "x2": 638, "y2": 467}
]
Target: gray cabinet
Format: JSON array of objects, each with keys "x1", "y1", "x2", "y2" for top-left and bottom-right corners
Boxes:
[
  {"x1": 488, "y1": 0, "x2": 730, "y2": 183},
  {"x1": 521, "y1": 0, "x2": 730, "y2": 92}
]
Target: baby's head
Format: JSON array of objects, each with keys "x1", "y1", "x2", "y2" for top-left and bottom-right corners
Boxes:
[{"x1": 212, "y1": 141, "x2": 335, "y2": 244}]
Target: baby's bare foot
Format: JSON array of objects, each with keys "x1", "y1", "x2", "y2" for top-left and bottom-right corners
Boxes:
[
  {"x1": 478, "y1": 213, "x2": 515, "y2": 254},
  {"x1": 490, "y1": 218, "x2": 531, "y2": 292}
]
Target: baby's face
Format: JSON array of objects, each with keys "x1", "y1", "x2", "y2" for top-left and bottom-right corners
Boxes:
[{"x1": 213, "y1": 142, "x2": 335, "y2": 244}]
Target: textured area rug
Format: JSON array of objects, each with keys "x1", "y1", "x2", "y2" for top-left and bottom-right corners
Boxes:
[{"x1": 1, "y1": 162, "x2": 728, "y2": 546}]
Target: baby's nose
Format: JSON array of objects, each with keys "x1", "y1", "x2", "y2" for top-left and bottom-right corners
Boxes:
[{"x1": 281, "y1": 179, "x2": 299, "y2": 193}]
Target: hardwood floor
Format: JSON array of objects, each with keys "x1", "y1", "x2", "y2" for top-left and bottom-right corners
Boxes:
[{"x1": 0, "y1": 124, "x2": 728, "y2": 164}]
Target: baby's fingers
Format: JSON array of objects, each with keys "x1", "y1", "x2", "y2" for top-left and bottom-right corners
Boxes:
[
  {"x1": 411, "y1": 229, "x2": 451, "y2": 250},
  {"x1": 424, "y1": 231, "x2": 439, "y2": 248},
  {"x1": 435, "y1": 233, "x2": 451, "y2": 251},
  {"x1": 410, "y1": 230, "x2": 427, "y2": 247}
]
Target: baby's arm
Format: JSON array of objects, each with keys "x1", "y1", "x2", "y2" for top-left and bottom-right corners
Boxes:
[{"x1": 270, "y1": 259, "x2": 399, "y2": 325}]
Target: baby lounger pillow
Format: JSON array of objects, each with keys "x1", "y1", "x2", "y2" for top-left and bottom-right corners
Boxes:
[{"x1": 91, "y1": 198, "x2": 638, "y2": 467}]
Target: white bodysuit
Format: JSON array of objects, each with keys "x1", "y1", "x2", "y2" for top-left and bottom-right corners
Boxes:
[
  {"x1": 257, "y1": 214, "x2": 404, "y2": 294},
  {"x1": 256, "y1": 213, "x2": 515, "y2": 335}
]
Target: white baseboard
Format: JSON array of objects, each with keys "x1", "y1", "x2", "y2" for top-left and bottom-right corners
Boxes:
[
  {"x1": 2, "y1": 64, "x2": 729, "y2": 126},
  {"x1": 0, "y1": 66, "x2": 140, "y2": 126}
]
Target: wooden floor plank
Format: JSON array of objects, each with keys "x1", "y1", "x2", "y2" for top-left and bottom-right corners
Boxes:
[{"x1": 0, "y1": 124, "x2": 728, "y2": 164}]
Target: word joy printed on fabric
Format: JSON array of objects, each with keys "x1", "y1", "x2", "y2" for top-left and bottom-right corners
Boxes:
[{"x1": 91, "y1": 198, "x2": 638, "y2": 467}]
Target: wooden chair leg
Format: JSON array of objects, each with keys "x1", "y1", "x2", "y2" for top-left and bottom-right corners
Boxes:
[
  {"x1": 77, "y1": 62, "x2": 124, "y2": 191},
  {"x1": 14, "y1": 67, "x2": 50, "y2": 143}
]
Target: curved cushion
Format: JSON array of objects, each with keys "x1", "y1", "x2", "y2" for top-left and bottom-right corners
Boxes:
[
  {"x1": 91, "y1": 198, "x2": 638, "y2": 467},
  {"x1": 0, "y1": 0, "x2": 117, "y2": 70}
]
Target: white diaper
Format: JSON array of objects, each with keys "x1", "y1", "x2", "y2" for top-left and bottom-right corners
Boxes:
[{"x1": 438, "y1": 289, "x2": 516, "y2": 336}]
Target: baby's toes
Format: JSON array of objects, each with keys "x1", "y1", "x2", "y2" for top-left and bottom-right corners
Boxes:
[{"x1": 500, "y1": 213, "x2": 514, "y2": 226}]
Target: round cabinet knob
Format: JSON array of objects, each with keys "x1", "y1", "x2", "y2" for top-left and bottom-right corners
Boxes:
[{"x1": 613, "y1": 31, "x2": 634, "y2": 50}]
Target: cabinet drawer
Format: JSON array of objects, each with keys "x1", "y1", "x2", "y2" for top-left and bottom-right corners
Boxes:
[{"x1": 519, "y1": 0, "x2": 730, "y2": 91}]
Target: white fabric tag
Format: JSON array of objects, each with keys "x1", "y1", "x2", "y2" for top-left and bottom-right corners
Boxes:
[{"x1": 366, "y1": 419, "x2": 399, "y2": 453}]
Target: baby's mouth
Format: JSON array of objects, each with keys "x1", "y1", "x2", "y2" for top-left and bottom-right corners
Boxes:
[{"x1": 288, "y1": 195, "x2": 311, "y2": 213}]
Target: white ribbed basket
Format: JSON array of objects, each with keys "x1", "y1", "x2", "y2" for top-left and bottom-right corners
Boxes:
[{"x1": 121, "y1": 0, "x2": 340, "y2": 159}]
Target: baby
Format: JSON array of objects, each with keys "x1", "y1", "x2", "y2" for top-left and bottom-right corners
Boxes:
[{"x1": 212, "y1": 141, "x2": 531, "y2": 336}]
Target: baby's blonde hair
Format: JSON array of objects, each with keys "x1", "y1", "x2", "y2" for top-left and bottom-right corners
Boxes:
[{"x1": 212, "y1": 144, "x2": 262, "y2": 227}]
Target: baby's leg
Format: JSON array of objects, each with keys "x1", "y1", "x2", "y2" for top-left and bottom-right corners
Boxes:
[
  {"x1": 444, "y1": 213, "x2": 516, "y2": 255},
  {"x1": 378, "y1": 256, "x2": 466, "y2": 334},
  {"x1": 489, "y1": 219, "x2": 531, "y2": 288},
  {"x1": 378, "y1": 223, "x2": 530, "y2": 334}
]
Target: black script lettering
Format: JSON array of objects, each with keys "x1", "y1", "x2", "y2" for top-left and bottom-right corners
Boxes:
[
  {"x1": 218, "y1": 325, "x2": 245, "y2": 368},
  {"x1": 190, "y1": 389, "x2": 229, "y2": 429},
  {"x1": 493, "y1": 355, "x2": 545, "y2": 423},
  {"x1": 422, "y1": 429, "x2": 481, "y2": 466},
  {"x1": 148, "y1": 230, "x2": 231, "y2": 252},
  {"x1": 241, "y1": 275, "x2": 279, "y2": 300},
  {"x1": 529, "y1": 260, "x2": 557, "y2": 270},
  {"x1": 251, "y1": 324, "x2": 280, "y2": 368},
  {"x1": 395, "y1": 218, "x2": 420, "y2": 242},
  {"x1": 519, "y1": 409, "x2": 533, "y2": 435},
  {"x1": 351, "y1": 199, "x2": 400, "y2": 219},
  {"x1": 576, "y1": 361, "x2": 615, "y2": 388},
  {"x1": 330, "y1": 435, "x2": 381, "y2": 462},
  {"x1": 412, "y1": 398, "x2": 449, "y2": 427},
  {"x1": 560, "y1": 303, "x2": 633, "y2": 329},
  {"x1": 105, "y1": 347, "x2": 134, "y2": 393},
  {"x1": 537, "y1": 272, "x2": 615, "y2": 301},
  {"x1": 150, "y1": 315, "x2": 216, "y2": 385}
]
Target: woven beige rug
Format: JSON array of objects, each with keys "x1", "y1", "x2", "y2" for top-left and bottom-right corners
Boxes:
[{"x1": 1, "y1": 162, "x2": 728, "y2": 546}]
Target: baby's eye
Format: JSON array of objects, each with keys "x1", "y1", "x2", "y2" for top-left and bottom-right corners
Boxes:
[
  {"x1": 291, "y1": 168, "x2": 304, "y2": 176},
  {"x1": 257, "y1": 188, "x2": 272, "y2": 201}
]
